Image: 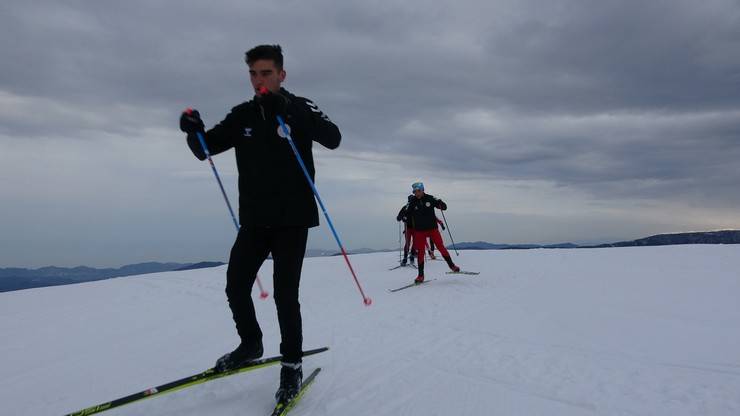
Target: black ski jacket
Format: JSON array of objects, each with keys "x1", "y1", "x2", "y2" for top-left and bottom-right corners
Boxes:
[
  {"x1": 396, "y1": 204, "x2": 413, "y2": 228},
  {"x1": 407, "y1": 193, "x2": 447, "y2": 231},
  {"x1": 187, "y1": 88, "x2": 341, "y2": 228}
]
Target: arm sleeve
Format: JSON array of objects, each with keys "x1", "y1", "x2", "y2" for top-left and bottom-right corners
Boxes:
[
  {"x1": 187, "y1": 106, "x2": 244, "y2": 160},
  {"x1": 397, "y1": 206, "x2": 407, "y2": 221},
  {"x1": 303, "y1": 99, "x2": 341, "y2": 149},
  {"x1": 435, "y1": 198, "x2": 447, "y2": 210}
]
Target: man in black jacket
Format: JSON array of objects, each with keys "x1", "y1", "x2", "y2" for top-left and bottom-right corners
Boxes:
[
  {"x1": 406, "y1": 182, "x2": 460, "y2": 282},
  {"x1": 179, "y1": 44, "x2": 340, "y2": 403}
]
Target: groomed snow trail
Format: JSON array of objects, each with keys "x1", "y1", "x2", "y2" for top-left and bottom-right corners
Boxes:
[{"x1": 2, "y1": 245, "x2": 739, "y2": 415}]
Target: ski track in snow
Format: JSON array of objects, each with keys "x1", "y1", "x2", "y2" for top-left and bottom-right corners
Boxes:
[{"x1": 2, "y1": 245, "x2": 740, "y2": 415}]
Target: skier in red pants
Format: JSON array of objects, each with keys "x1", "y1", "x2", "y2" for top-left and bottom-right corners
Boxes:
[
  {"x1": 406, "y1": 182, "x2": 460, "y2": 282},
  {"x1": 427, "y1": 217, "x2": 445, "y2": 259}
]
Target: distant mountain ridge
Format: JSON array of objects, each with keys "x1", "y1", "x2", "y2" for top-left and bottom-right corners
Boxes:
[
  {"x1": 454, "y1": 230, "x2": 740, "y2": 250},
  {"x1": 453, "y1": 241, "x2": 579, "y2": 250},
  {"x1": 0, "y1": 262, "x2": 223, "y2": 293},
  {"x1": 174, "y1": 262, "x2": 226, "y2": 271},
  {"x1": 3, "y1": 230, "x2": 737, "y2": 293},
  {"x1": 584, "y1": 230, "x2": 740, "y2": 248}
]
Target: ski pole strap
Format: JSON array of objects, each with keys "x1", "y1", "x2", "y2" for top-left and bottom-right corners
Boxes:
[{"x1": 194, "y1": 130, "x2": 211, "y2": 158}]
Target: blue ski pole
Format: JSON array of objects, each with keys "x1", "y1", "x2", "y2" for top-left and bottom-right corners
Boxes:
[
  {"x1": 191, "y1": 120, "x2": 268, "y2": 299},
  {"x1": 194, "y1": 132, "x2": 240, "y2": 230},
  {"x1": 275, "y1": 114, "x2": 372, "y2": 306}
]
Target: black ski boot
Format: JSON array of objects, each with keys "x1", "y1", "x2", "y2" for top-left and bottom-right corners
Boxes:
[
  {"x1": 214, "y1": 340, "x2": 263, "y2": 372},
  {"x1": 443, "y1": 255, "x2": 460, "y2": 272},
  {"x1": 414, "y1": 263, "x2": 425, "y2": 283},
  {"x1": 401, "y1": 256, "x2": 407, "y2": 266},
  {"x1": 275, "y1": 362, "x2": 303, "y2": 403}
]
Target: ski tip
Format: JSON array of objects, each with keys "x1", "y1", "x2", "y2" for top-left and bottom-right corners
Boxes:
[
  {"x1": 305, "y1": 367, "x2": 322, "y2": 380},
  {"x1": 303, "y1": 346, "x2": 329, "y2": 356}
]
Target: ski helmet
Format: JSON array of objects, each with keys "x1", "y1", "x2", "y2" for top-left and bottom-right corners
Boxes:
[{"x1": 411, "y1": 182, "x2": 424, "y2": 192}]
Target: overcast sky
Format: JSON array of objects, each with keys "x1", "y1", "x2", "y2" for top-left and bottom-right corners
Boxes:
[{"x1": 1, "y1": 0, "x2": 739, "y2": 268}]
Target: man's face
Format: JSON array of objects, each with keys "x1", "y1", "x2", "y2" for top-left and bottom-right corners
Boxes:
[
  {"x1": 248, "y1": 59, "x2": 286, "y2": 94},
  {"x1": 413, "y1": 189, "x2": 424, "y2": 199}
]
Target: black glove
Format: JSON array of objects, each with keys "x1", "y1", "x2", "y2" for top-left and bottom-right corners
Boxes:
[
  {"x1": 441, "y1": 223, "x2": 446, "y2": 230},
  {"x1": 180, "y1": 108, "x2": 205, "y2": 134},
  {"x1": 436, "y1": 199, "x2": 447, "y2": 210},
  {"x1": 396, "y1": 214, "x2": 404, "y2": 222},
  {"x1": 256, "y1": 88, "x2": 289, "y2": 117}
]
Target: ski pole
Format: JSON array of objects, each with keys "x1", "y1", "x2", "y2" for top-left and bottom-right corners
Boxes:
[
  {"x1": 398, "y1": 221, "x2": 403, "y2": 264},
  {"x1": 193, "y1": 128, "x2": 268, "y2": 299},
  {"x1": 440, "y1": 209, "x2": 459, "y2": 256},
  {"x1": 276, "y1": 115, "x2": 372, "y2": 306}
]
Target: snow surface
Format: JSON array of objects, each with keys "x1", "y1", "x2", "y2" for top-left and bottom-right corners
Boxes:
[{"x1": 2, "y1": 245, "x2": 740, "y2": 416}]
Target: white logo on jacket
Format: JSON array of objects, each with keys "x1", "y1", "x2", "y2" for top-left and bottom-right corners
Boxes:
[
  {"x1": 425, "y1": 202, "x2": 431, "y2": 207},
  {"x1": 277, "y1": 123, "x2": 291, "y2": 139},
  {"x1": 243, "y1": 128, "x2": 252, "y2": 137}
]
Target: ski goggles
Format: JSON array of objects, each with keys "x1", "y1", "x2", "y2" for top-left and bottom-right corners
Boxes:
[{"x1": 411, "y1": 182, "x2": 424, "y2": 192}]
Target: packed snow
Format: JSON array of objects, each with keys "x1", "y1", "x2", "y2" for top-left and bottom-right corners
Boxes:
[{"x1": 2, "y1": 245, "x2": 740, "y2": 415}]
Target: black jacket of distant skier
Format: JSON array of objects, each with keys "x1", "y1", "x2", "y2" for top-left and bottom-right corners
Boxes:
[
  {"x1": 187, "y1": 88, "x2": 341, "y2": 228},
  {"x1": 396, "y1": 204, "x2": 413, "y2": 228},
  {"x1": 407, "y1": 194, "x2": 447, "y2": 231}
]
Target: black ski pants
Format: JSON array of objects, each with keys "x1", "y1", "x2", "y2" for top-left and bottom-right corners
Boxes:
[{"x1": 225, "y1": 226, "x2": 308, "y2": 364}]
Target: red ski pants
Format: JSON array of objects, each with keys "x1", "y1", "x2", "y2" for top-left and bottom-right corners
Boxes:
[{"x1": 412, "y1": 228, "x2": 450, "y2": 265}]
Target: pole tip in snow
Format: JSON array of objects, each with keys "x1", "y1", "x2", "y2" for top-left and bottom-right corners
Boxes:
[{"x1": 363, "y1": 297, "x2": 373, "y2": 306}]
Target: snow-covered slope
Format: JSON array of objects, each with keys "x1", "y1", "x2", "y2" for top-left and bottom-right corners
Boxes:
[{"x1": 2, "y1": 245, "x2": 739, "y2": 415}]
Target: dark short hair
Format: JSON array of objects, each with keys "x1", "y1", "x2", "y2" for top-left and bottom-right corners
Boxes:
[{"x1": 245, "y1": 44, "x2": 284, "y2": 69}]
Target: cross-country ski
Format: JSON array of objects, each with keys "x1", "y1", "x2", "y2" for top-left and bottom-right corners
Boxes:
[
  {"x1": 445, "y1": 270, "x2": 480, "y2": 275},
  {"x1": 269, "y1": 368, "x2": 322, "y2": 416},
  {"x1": 62, "y1": 348, "x2": 328, "y2": 416},
  {"x1": 389, "y1": 279, "x2": 437, "y2": 292}
]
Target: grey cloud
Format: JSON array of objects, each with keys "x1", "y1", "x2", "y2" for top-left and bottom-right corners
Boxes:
[
  {"x1": 2, "y1": 0, "x2": 740, "y2": 266},
  {"x1": 386, "y1": 107, "x2": 740, "y2": 205}
]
